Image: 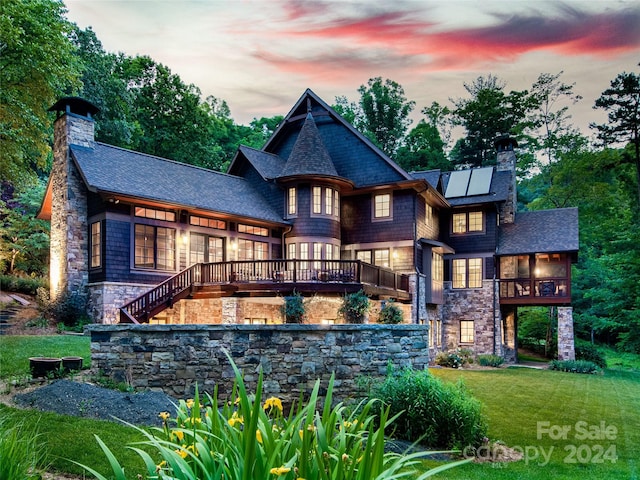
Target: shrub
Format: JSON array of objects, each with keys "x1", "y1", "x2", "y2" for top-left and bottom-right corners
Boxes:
[
  {"x1": 477, "y1": 354, "x2": 505, "y2": 367},
  {"x1": 338, "y1": 289, "x2": 370, "y2": 323},
  {"x1": 0, "y1": 274, "x2": 47, "y2": 296},
  {"x1": 548, "y1": 359, "x2": 600, "y2": 374},
  {"x1": 79, "y1": 353, "x2": 470, "y2": 480},
  {"x1": 378, "y1": 300, "x2": 403, "y2": 324},
  {"x1": 373, "y1": 366, "x2": 488, "y2": 450},
  {"x1": 0, "y1": 412, "x2": 47, "y2": 480},
  {"x1": 280, "y1": 290, "x2": 305, "y2": 323},
  {"x1": 435, "y1": 351, "x2": 463, "y2": 368},
  {"x1": 575, "y1": 342, "x2": 607, "y2": 368},
  {"x1": 37, "y1": 288, "x2": 90, "y2": 328}
]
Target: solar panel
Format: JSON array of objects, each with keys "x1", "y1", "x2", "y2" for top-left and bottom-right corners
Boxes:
[
  {"x1": 466, "y1": 167, "x2": 494, "y2": 196},
  {"x1": 445, "y1": 170, "x2": 471, "y2": 198}
]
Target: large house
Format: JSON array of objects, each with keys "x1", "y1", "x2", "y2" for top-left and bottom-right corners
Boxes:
[{"x1": 38, "y1": 90, "x2": 579, "y2": 361}]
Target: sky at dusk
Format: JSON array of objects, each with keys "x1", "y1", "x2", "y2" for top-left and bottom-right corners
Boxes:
[{"x1": 64, "y1": 0, "x2": 640, "y2": 139}]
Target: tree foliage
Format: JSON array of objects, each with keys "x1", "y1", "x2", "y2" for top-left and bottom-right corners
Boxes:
[
  {"x1": 591, "y1": 67, "x2": 640, "y2": 206},
  {"x1": 450, "y1": 74, "x2": 535, "y2": 168},
  {"x1": 0, "y1": 0, "x2": 80, "y2": 184},
  {"x1": 528, "y1": 71, "x2": 582, "y2": 164},
  {"x1": 0, "y1": 181, "x2": 50, "y2": 276}
]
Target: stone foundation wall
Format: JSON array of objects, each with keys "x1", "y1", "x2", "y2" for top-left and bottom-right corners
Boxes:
[
  {"x1": 441, "y1": 280, "x2": 500, "y2": 356},
  {"x1": 87, "y1": 282, "x2": 152, "y2": 324},
  {"x1": 88, "y1": 324, "x2": 430, "y2": 403}
]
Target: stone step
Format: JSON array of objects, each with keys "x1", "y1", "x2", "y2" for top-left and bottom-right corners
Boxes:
[{"x1": 0, "y1": 323, "x2": 14, "y2": 335}]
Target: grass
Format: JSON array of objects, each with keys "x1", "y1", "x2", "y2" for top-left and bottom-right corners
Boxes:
[
  {"x1": 0, "y1": 404, "x2": 150, "y2": 477},
  {"x1": 421, "y1": 367, "x2": 640, "y2": 479},
  {"x1": 0, "y1": 335, "x2": 91, "y2": 379},
  {"x1": 0, "y1": 334, "x2": 638, "y2": 479},
  {"x1": 600, "y1": 345, "x2": 640, "y2": 371}
]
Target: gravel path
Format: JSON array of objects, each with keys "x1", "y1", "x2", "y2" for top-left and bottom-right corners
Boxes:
[{"x1": 14, "y1": 380, "x2": 179, "y2": 427}]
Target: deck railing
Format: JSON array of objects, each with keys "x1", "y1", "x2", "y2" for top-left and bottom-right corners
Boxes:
[
  {"x1": 498, "y1": 277, "x2": 569, "y2": 300},
  {"x1": 120, "y1": 259, "x2": 409, "y2": 323}
]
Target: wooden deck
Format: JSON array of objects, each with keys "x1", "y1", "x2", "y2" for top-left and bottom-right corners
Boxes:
[{"x1": 120, "y1": 260, "x2": 410, "y2": 323}]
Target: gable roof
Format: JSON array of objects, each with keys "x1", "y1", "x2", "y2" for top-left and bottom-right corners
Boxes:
[
  {"x1": 263, "y1": 89, "x2": 413, "y2": 186},
  {"x1": 497, "y1": 208, "x2": 579, "y2": 255},
  {"x1": 440, "y1": 168, "x2": 511, "y2": 206},
  {"x1": 410, "y1": 170, "x2": 442, "y2": 190},
  {"x1": 70, "y1": 143, "x2": 286, "y2": 224},
  {"x1": 237, "y1": 145, "x2": 285, "y2": 180}
]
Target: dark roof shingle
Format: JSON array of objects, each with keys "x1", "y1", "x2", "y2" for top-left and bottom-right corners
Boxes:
[
  {"x1": 278, "y1": 113, "x2": 340, "y2": 179},
  {"x1": 497, "y1": 208, "x2": 579, "y2": 255},
  {"x1": 71, "y1": 143, "x2": 285, "y2": 224}
]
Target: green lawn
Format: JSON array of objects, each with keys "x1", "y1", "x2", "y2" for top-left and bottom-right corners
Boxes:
[
  {"x1": 0, "y1": 335, "x2": 91, "y2": 379},
  {"x1": 421, "y1": 367, "x2": 640, "y2": 479},
  {"x1": 1, "y1": 334, "x2": 638, "y2": 479}
]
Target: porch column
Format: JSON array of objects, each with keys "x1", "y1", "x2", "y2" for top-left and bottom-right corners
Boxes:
[
  {"x1": 557, "y1": 306, "x2": 575, "y2": 360},
  {"x1": 221, "y1": 297, "x2": 240, "y2": 324},
  {"x1": 501, "y1": 306, "x2": 517, "y2": 363}
]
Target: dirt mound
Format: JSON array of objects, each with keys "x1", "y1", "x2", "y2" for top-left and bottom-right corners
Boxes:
[{"x1": 13, "y1": 379, "x2": 179, "y2": 427}]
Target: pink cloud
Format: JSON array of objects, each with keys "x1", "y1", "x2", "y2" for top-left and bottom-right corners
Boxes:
[{"x1": 267, "y1": 4, "x2": 640, "y2": 73}]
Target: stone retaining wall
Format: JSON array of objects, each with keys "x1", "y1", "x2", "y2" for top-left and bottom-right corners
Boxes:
[{"x1": 88, "y1": 324, "x2": 430, "y2": 404}]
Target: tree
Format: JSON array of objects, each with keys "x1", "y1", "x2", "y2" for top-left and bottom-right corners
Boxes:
[
  {"x1": 528, "y1": 71, "x2": 582, "y2": 164},
  {"x1": 591, "y1": 68, "x2": 640, "y2": 207},
  {"x1": 522, "y1": 144, "x2": 640, "y2": 352},
  {"x1": 0, "y1": 0, "x2": 80, "y2": 184},
  {"x1": 71, "y1": 26, "x2": 137, "y2": 147},
  {"x1": 451, "y1": 74, "x2": 534, "y2": 168},
  {"x1": 0, "y1": 181, "x2": 50, "y2": 275},
  {"x1": 357, "y1": 77, "x2": 415, "y2": 156},
  {"x1": 396, "y1": 120, "x2": 451, "y2": 172},
  {"x1": 120, "y1": 56, "x2": 221, "y2": 168},
  {"x1": 421, "y1": 101, "x2": 452, "y2": 149},
  {"x1": 332, "y1": 95, "x2": 362, "y2": 127}
]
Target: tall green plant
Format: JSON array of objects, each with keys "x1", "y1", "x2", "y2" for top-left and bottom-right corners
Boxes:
[
  {"x1": 280, "y1": 291, "x2": 305, "y2": 323},
  {"x1": 77, "y1": 352, "x2": 470, "y2": 479},
  {"x1": 373, "y1": 366, "x2": 487, "y2": 450},
  {"x1": 0, "y1": 413, "x2": 47, "y2": 480}
]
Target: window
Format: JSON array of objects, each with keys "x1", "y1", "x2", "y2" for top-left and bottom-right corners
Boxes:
[
  {"x1": 326, "y1": 243, "x2": 335, "y2": 260},
  {"x1": 237, "y1": 239, "x2": 268, "y2": 261},
  {"x1": 313, "y1": 243, "x2": 323, "y2": 269},
  {"x1": 374, "y1": 249, "x2": 390, "y2": 268},
  {"x1": 313, "y1": 186, "x2": 322, "y2": 214},
  {"x1": 325, "y1": 188, "x2": 332, "y2": 215},
  {"x1": 135, "y1": 224, "x2": 175, "y2": 270},
  {"x1": 432, "y1": 252, "x2": 443, "y2": 282},
  {"x1": 460, "y1": 320, "x2": 474, "y2": 343},
  {"x1": 190, "y1": 215, "x2": 226, "y2": 230},
  {"x1": 312, "y1": 186, "x2": 339, "y2": 217},
  {"x1": 190, "y1": 233, "x2": 224, "y2": 264},
  {"x1": 299, "y1": 242, "x2": 309, "y2": 269},
  {"x1": 135, "y1": 206, "x2": 175, "y2": 222},
  {"x1": 237, "y1": 224, "x2": 269, "y2": 237},
  {"x1": 357, "y1": 249, "x2": 389, "y2": 267},
  {"x1": 426, "y1": 203, "x2": 434, "y2": 227},
  {"x1": 288, "y1": 187, "x2": 296, "y2": 216},
  {"x1": 468, "y1": 212, "x2": 483, "y2": 231},
  {"x1": 374, "y1": 193, "x2": 391, "y2": 219},
  {"x1": 90, "y1": 221, "x2": 101, "y2": 268},
  {"x1": 453, "y1": 211, "x2": 483, "y2": 234},
  {"x1": 357, "y1": 250, "x2": 372, "y2": 264},
  {"x1": 287, "y1": 243, "x2": 296, "y2": 260},
  {"x1": 452, "y1": 258, "x2": 483, "y2": 288}
]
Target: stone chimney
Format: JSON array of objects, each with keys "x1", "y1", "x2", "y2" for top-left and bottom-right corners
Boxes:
[
  {"x1": 47, "y1": 98, "x2": 99, "y2": 303},
  {"x1": 494, "y1": 134, "x2": 518, "y2": 225}
]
